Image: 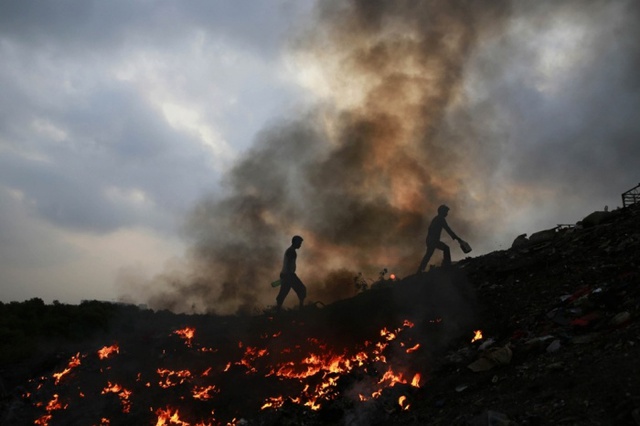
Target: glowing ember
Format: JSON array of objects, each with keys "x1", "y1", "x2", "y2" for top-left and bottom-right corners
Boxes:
[
  {"x1": 173, "y1": 327, "x2": 196, "y2": 347},
  {"x1": 411, "y1": 373, "x2": 421, "y2": 388},
  {"x1": 261, "y1": 396, "x2": 285, "y2": 410},
  {"x1": 155, "y1": 407, "x2": 190, "y2": 426},
  {"x1": 380, "y1": 327, "x2": 396, "y2": 341},
  {"x1": 471, "y1": 329, "x2": 483, "y2": 343},
  {"x1": 27, "y1": 317, "x2": 425, "y2": 424},
  {"x1": 35, "y1": 393, "x2": 68, "y2": 426},
  {"x1": 101, "y1": 382, "x2": 132, "y2": 413},
  {"x1": 406, "y1": 343, "x2": 420, "y2": 353},
  {"x1": 52, "y1": 353, "x2": 81, "y2": 385},
  {"x1": 157, "y1": 368, "x2": 192, "y2": 388},
  {"x1": 34, "y1": 414, "x2": 52, "y2": 426},
  {"x1": 399, "y1": 395, "x2": 410, "y2": 410},
  {"x1": 46, "y1": 393, "x2": 67, "y2": 411},
  {"x1": 236, "y1": 344, "x2": 269, "y2": 373},
  {"x1": 192, "y1": 385, "x2": 218, "y2": 401},
  {"x1": 378, "y1": 367, "x2": 409, "y2": 387},
  {"x1": 97, "y1": 344, "x2": 119, "y2": 360}
]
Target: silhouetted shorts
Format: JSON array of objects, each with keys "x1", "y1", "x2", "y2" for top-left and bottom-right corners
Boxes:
[
  {"x1": 276, "y1": 273, "x2": 307, "y2": 305},
  {"x1": 422, "y1": 240, "x2": 451, "y2": 267}
]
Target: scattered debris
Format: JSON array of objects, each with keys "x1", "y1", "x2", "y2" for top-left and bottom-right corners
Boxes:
[{"x1": 467, "y1": 345, "x2": 513, "y2": 372}]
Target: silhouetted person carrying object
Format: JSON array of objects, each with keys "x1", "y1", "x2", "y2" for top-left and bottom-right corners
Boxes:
[
  {"x1": 276, "y1": 235, "x2": 307, "y2": 312},
  {"x1": 417, "y1": 204, "x2": 465, "y2": 273}
]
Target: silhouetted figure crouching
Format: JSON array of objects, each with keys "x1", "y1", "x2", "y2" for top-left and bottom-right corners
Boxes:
[
  {"x1": 418, "y1": 204, "x2": 462, "y2": 273},
  {"x1": 276, "y1": 235, "x2": 307, "y2": 311}
]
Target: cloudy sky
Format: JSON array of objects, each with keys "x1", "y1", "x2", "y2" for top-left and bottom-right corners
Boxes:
[{"x1": 1, "y1": 1, "x2": 638, "y2": 311}]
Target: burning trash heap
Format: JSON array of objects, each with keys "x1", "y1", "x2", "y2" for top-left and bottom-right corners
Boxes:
[
  {"x1": 4, "y1": 202, "x2": 639, "y2": 425},
  {"x1": 22, "y1": 313, "x2": 434, "y2": 425}
]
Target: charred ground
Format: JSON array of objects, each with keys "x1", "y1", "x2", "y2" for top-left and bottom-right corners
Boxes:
[{"x1": 1, "y1": 203, "x2": 639, "y2": 425}]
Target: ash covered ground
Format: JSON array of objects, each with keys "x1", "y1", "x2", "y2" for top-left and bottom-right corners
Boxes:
[{"x1": 1, "y1": 203, "x2": 639, "y2": 425}]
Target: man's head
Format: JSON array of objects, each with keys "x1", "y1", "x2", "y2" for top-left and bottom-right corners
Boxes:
[
  {"x1": 437, "y1": 204, "x2": 450, "y2": 217},
  {"x1": 292, "y1": 235, "x2": 303, "y2": 249}
]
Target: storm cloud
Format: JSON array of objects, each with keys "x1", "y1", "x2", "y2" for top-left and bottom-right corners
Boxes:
[{"x1": 0, "y1": 1, "x2": 311, "y2": 303}]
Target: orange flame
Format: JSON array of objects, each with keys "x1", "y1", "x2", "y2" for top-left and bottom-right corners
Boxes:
[
  {"x1": 173, "y1": 327, "x2": 196, "y2": 347},
  {"x1": 52, "y1": 353, "x2": 81, "y2": 385},
  {"x1": 46, "y1": 393, "x2": 67, "y2": 411},
  {"x1": 398, "y1": 395, "x2": 410, "y2": 410},
  {"x1": 157, "y1": 368, "x2": 192, "y2": 388},
  {"x1": 378, "y1": 367, "x2": 408, "y2": 387},
  {"x1": 35, "y1": 394, "x2": 68, "y2": 426},
  {"x1": 192, "y1": 385, "x2": 218, "y2": 401},
  {"x1": 97, "y1": 344, "x2": 119, "y2": 360},
  {"x1": 101, "y1": 382, "x2": 132, "y2": 413},
  {"x1": 261, "y1": 396, "x2": 285, "y2": 410},
  {"x1": 34, "y1": 415, "x2": 52, "y2": 426},
  {"x1": 155, "y1": 407, "x2": 190, "y2": 426},
  {"x1": 406, "y1": 343, "x2": 420, "y2": 353},
  {"x1": 411, "y1": 373, "x2": 421, "y2": 388},
  {"x1": 471, "y1": 329, "x2": 483, "y2": 343}
]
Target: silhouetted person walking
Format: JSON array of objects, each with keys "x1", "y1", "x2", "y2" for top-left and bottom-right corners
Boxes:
[
  {"x1": 417, "y1": 205, "x2": 461, "y2": 272},
  {"x1": 276, "y1": 235, "x2": 307, "y2": 311}
]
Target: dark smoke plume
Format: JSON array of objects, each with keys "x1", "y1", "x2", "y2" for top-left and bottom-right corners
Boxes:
[
  {"x1": 138, "y1": 0, "x2": 511, "y2": 314},
  {"x1": 137, "y1": 0, "x2": 640, "y2": 314}
]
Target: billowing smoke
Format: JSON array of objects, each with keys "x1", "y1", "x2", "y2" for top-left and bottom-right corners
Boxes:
[{"x1": 137, "y1": 0, "x2": 640, "y2": 314}]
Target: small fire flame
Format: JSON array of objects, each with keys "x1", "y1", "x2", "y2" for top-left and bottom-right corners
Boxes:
[
  {"x1": 97, "y1": 344, "x2": 119, "y2": 360},
  {"x1": 52, "y1": 353, "x2": 81, "y2": 385},
  {"x1": 411, "y1": 373, "x2": 421, "y2": 388},
  {"x1": 157, "y1": 368, "x2": 192, "y2": 388},
  {"x1": 34, "y1": 394, "x2": 68, "y2": 425},
  {"x1": 155, "y1": 407, "x2": 190, "y2": 426},
  {"x1": 192, "y1": 385, "x2": 218, "y2": 401},
  {"x1": 406, "y1": 343, "x2": 420, "y2": 353},
  {"x1": 398, "y1": 395, "x2": 410, "y2": 410},
  {"x1": 173, "y1": 327, "x2": 196, "y2": 347},
  {"x1": 46, "y1": 393, "x2": 66, "y2": 411},
  {"x1": 260, "y1": 396, "x2": 284, "y2": 410},
  {"x1": 101, "y1": 382, "x2": 132, "y2": 413},
  {"x1": 471, "y1": 329, "x2": 483, "y2": 343}
]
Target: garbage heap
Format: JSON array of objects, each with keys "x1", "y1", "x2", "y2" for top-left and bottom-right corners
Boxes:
[{"x1": 415, "y1": 202, "x2": 640, "y2": 425}]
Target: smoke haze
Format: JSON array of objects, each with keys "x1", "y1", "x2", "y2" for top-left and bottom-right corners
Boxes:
[{"x1": 135, "y1": 0, "x2": 640, "y2": 314}]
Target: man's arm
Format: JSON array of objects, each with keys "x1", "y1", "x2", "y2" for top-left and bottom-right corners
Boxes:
[{"x1": 443, "y1": 220, "x2": 459, "y2": 241}]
